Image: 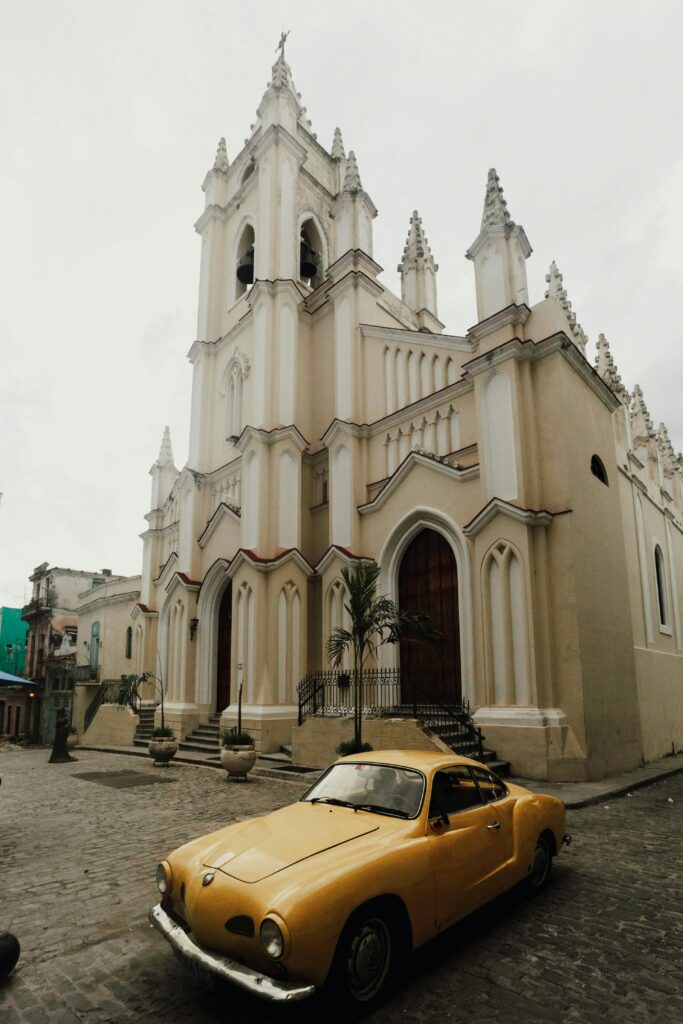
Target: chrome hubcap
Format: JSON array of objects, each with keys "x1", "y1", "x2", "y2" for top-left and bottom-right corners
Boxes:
[{"x1": 347, "y1": 918, "x2": 391, "y2": 1001}]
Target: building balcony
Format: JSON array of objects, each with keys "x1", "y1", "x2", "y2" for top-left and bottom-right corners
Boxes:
[
  {"x1": 74, "y1": 665, "x2": 100, "y2": 684},
  {"x1": 21, "y1": 599, "x2": 50, "y2": 622}
]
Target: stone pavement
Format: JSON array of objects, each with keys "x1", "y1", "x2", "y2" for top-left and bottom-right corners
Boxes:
[{"x1": 1, "y1": 747, "x2": 682, "y2": 1023}]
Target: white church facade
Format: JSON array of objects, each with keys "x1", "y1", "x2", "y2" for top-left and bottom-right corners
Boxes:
[{"x1": 132, "y1": 47, "x2": 683, "y2": 781}]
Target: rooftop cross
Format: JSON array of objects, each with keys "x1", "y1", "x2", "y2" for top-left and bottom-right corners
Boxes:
[{"x1": 276, "y1": 29, "x2": 290, "y2": 59}]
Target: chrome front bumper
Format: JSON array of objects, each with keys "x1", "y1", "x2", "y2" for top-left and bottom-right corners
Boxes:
[{"x1": 148, "y1": 903, "x2": 316, "y2": 1002}]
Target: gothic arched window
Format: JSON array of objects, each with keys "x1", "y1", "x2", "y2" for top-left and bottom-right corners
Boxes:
[
  {"x1": 235, "y1": 223, "x2": 255, "y2": 301},
  {"x1": 125, "y1": 626, "x2": 132, "y2": 659},
  {"x1": 299, "y1": 216, "x2": 326, "y2": 289},
  {"x1": 221, "y1": 349, "x2": 250, "y2": 441},
  {"x1": 591, "y1": 454, "x2": 608, "y2": 485},
  {"x1": 654, "y1": 544, "x2": 669, "y2": 628}
]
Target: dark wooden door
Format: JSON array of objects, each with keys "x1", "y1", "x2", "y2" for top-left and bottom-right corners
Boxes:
[
  {"x1": 398, "y1": 529, "x2": 461, "y2": 703},
  {"x1": 216, "y1": 583, "x2": 232, "y2": 712}
]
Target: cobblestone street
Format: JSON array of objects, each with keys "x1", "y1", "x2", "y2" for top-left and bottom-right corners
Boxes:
[{"x1": 1, "y1": 748, "x2": 681, "y2": 1023}]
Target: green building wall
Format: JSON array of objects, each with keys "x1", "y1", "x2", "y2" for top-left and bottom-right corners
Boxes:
[{"x1": 0, "y1": 607, "x2": 28, "y2": 676}]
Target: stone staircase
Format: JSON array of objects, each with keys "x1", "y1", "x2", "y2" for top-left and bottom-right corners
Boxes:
[
  {"x1": 177, "y1": 715, "x2": 222, "y2": 759},
  {"x1": 426, "y1": 720, "x2": 510, "y2": 777},
  {"x1": 133, "y1": 706, "x2": 156, "y2": 748}
]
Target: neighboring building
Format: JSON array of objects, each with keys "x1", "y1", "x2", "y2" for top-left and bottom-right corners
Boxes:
[
  {"x1": 0, "y1": 607, "x2": 28, "y2": 677},
  {"x1": 133, "y1": 47, "x2": 683, "y2": 780},
  {"x1": 73, "y1": 573, "x2": 141, "y2": 735},
  {"x1": 21, "y1": 563, "x2": 123, "y2": 740}
]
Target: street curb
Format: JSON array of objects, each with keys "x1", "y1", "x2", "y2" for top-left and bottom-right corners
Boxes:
[{"x1": 562, "y1": 760, "x2": 683, "y2": 809}]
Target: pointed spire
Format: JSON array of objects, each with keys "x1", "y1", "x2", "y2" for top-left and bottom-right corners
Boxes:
[
  {"x1": 595, "y1": 333, "x2": 628, "y2": 402},
  {"x1": 481, "y1": 168, "x2": 512, "y2": 229},
  {"x1": 331, "y1": 127, "x2": 345, "y2": 161},
  {"x1": 342, "y1": 151, "x2": 363, "y2": 194},
  {"x1": 213, "y1": 137, "x2": 229, "y2": 174},
  {"x1": 545, "y1": 261, "x2": 587, "y2": 355},
  {"x1": 157, "y1": 426, "x2": 176, "y2": 468},
  {"x1": 398, "y1": 211, "x2": 437, "y2": 270}
]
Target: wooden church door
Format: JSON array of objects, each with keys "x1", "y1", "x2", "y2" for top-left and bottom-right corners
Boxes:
[
  {"x1": 216, "y1": 583, "x2": 232, "y2": 713},
  {"x1": 398, "y1": 528, "x2": 461, "y2": 704}
]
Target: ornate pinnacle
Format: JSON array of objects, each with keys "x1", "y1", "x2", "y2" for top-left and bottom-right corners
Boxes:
[
  {"x1": 398, "y1": 210, "x2": 438, "y2": 271},
  {"x1": 213, "y1": 137, "x2": 229, "y2": 174},
  {"x1": 342, "y1": 151, "x2": 363, "y2": 194},
  {"x1": 595, "y1": 333, "x2": 628, "y2": 402},
  {"x1": 545, "y1": 261, "x2": 587, "y2": 355},
  {"x1": 157, "y1": 426, "x2": 176, "y2": 468},
  {"x1": 331, "y1": 127, "x2": 345, "y2": 161},
  {"x1": 631, "y1": 385, "x2": 655, "y2": 440},
  {"x1": 656, "y1": 423, "x2": 677, "y2": 473},
  {"x1": 481, "y1": 168, "x2": 512, "y2": 230}
]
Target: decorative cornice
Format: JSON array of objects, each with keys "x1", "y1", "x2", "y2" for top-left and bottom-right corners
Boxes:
[
  {"x1": 226, "y1": 547, "x2": 315, "y2": 579},
  {"x1": 360, "y1": 323, "x2": 472, "y2": 353},
  {"x1": 198, "y1": 502, "x2": 241, "y2": 549},
  {"x1": 194, "y1": 203, "x2": 229, "y2": 235},
  {"x1": 247, "y1": 278, "x2": 307, "y2": 307},
  {"x1": 326, "y1": 270, "x2": 383, "y2": 303},
  {"x1": 320, "y1": 419, "x2": 366, "y2": 448},
  {"x1": 235, "y1": 424, "x2": 309, "y2": 454},
  {"x1": 131, "y1": 603, "x2": 158, "y2": 620},
  {"x1": 326, "y1": 248, "x2": 383, "y2": 283},
  {"x1": 314, "y1": 546, "x2": 369, "y2": 575},
  {"x1": 252, "y1": 122, "x2": 307, "y2": 165},
  {"x1": 358, "y1": 452, "x2": 479, "y2": 516},
  {"x1": 76, "y1": 589, "x2": 141, "y2": 615},
  {"x1": 467, "y1": 303, "x2": 530, "y2": 342},
  {"x1": 462, "y1": 498, "x2": 555, "y2": 538},
  {"x1": 164, "y1": 572, "x2": 201, "y2": 599},
  {"x1": 154, "y1": 552, "x2": 178, "y2": 588}
]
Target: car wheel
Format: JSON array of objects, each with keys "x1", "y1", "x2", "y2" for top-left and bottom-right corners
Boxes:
[
  {"x1": 328, "y1": 907, "x2": 404, "y2": 1016},
  {"x1": 526, "y1": 834, "x2": 553, "y2": 893}
]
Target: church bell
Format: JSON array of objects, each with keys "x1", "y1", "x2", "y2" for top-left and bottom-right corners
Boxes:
[
  {"x1": 299, "y1": 237, "x2": 317, "y2": 281},
  {"x1": 236, "y1": 246, "x2": 255, "y2": 285}
]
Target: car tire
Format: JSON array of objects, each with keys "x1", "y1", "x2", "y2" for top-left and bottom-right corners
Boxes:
[
  {"x1": 327, "y1": 904, "x2": 406, "y2": 1017},
  {"x1": 525, "y1": 834, "x2": 553, "y2": 894}
]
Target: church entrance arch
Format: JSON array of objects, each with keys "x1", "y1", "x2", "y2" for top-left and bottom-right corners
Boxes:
[
  {"x1": 398, "y1": 528, "x2": 461, "y2": 704},
  {"x1": 216, "y1": 582, "x2": 232, "y2": 713}
]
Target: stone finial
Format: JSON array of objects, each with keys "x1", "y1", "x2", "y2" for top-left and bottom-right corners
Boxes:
[
  {"x1": 631, "y1": 385, "x2": 655, "y2": 441},
  {"x1": 545, "y1": 261, "x2": 587, "y2": 355},
  {"x1": 213, "y1": 137, "x2": 229, "y2": 174},
  {"x1": 331, "y1": 127, "x2": 345, "y2": 161},
  {"x1": 342, "y1": 151, "x2": 363, "y2": 194},
  {"x1": 157, "y1": 426, "x2": 176, "y2": 468},
  {"x1": 398, "y1": 210, "x2": 438, "y2": 271},
  {"x1": 595, "y1": 333, "x2": 628, "y2": 403},
  {"x1": 481, "y1": 168, "x2": 512, "y2": 230}
]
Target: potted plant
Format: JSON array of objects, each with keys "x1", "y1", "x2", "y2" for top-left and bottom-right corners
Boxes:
[
  {"x1": 148, "y1": 724, "x2": 177, "y2": 767},
  {"x1": 219, "y1": 679, "x2": 256, "y2": 780},
  {"x1": 220, "y1": 726, "x2": 256, "y2": 780},
  {"x1": 121, "y1": 670, "x2": 178, "y2": 767}
]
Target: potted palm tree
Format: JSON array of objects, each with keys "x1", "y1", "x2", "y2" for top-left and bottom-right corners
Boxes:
[
  {"x1": 121, "y1": 671, "x2": 177, "y2": 767},
  {"x1": 327, "y1": 560, "x2": 443, "y2": 754},
  {"x1": 220, "y1": 681, "x2": 256, "y2": 780}
]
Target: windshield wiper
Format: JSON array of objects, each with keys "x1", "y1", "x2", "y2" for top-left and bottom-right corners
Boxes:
[
  {"x1": 309, "y1": 797, "x2": 356, "y2": 808},
  {"x1": 354, "y1": 803, "x2": 411, "y2": 819}
]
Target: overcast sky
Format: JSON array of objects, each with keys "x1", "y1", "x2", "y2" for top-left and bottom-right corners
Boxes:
[{"x1": 1, "y1": 0, "x2": 682, "y2": 608}]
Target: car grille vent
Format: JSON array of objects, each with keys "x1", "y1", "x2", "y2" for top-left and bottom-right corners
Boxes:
[{"x1": 225, "y1": 915, "x2": 254, "y2": 937}]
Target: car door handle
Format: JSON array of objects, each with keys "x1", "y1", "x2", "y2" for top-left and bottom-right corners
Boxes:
[{"x1": 487, "y1": 821, "x2": 502, "y2": 830}]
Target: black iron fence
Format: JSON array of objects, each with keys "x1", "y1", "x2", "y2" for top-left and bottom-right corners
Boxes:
[{"x1": 296, "y1": 669, "x2": 483, "y2": 759}]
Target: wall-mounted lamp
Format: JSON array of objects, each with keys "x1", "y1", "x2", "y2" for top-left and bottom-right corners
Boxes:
[{"x1": 190, "y1": 618, "x2": 199, "y2": 641}]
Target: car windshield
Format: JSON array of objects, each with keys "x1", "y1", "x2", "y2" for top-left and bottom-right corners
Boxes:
[{"x1": 301, "y1": 762, "x2": 425, "y2": 818}]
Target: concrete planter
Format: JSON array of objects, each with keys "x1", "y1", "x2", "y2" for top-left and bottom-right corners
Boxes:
[
  {"x1": 220, "y1": 745, "x2": 256, "y2": 780},
  {"x1": 148, "y1": 738, "x2": 178, "y2": 767}
]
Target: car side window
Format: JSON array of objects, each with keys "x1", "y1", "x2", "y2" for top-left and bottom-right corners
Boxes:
[
  {"x1": 471, "y1": 767, "x2": 508, "y2": 803},
  {"x1": 429, "y1": 767, "x2": 483, "y2": 818}
]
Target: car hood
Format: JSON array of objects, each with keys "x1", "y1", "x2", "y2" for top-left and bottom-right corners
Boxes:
[{"x1": 202, "y1": 802, "x2": 380, "y2": 883}]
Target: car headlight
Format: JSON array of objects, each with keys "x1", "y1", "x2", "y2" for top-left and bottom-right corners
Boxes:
[
  {"x1": 260, "y1": 917, "x2": 284, "y2": 960},
  {"x1": 156, "y1": 861, "x2": 173, "y2": 895}
]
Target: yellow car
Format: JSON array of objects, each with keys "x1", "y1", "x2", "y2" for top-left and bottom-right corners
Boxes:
[{"x1": 150, "y1": 750, "x2": 568, "y2": 1013}]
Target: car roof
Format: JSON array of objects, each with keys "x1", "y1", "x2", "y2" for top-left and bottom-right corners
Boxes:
[{"x1": 338, "y1": 749, "x2": 484, "y2": 772}]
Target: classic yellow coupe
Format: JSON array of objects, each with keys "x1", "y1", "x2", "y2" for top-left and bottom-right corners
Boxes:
[{"x1": 150, "y1": 751, "x2": 568, "y2": 1012}]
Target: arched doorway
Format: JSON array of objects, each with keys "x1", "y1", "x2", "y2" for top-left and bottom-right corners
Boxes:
[
  {"x1": 398, "y1": 528, "x2": 461, "y2": 704},
  {"x1": 216, "y1": 583, "x2": 232, "y2": 713}
]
